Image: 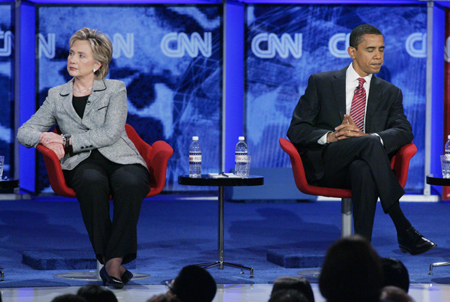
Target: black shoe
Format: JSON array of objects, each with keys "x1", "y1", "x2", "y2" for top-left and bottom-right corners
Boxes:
[
  {"x1": 100, "y1": 266, "x2": 124, "y2": 289},
  {"x1": 121, "y1": 269, "x2": 133, "y2": 285},
  {"x1": 398, "y1": 227, "x2": 437, "y2": 255}
]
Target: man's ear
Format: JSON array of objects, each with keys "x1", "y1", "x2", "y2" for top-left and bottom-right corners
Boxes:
[{"x1": 348, "y1": 46, "x2": 356, "y2": 59}]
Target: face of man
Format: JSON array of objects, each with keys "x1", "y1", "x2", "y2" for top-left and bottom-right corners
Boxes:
[{"x1": 348, "y1": 34, "x2": 384, "y2": 77}]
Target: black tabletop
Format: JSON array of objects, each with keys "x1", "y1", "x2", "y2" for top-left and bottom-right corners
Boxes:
[
  {"x1": 178, "y1": 175, "x2": 264, "y2": 187},
  {"x1": 426, "y1": 175, "x2": 450, "y2": 186},
  {"x1": 0, "y1": 179, "x2": 19, "y2": 190}
]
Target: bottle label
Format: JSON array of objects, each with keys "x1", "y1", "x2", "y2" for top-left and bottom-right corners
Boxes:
[
  {"x1": 189, "y1": 155, "x2": 202, "y2": 163},
  {"x1": 235, "y1": 155, "x2": 248, "y2": 163}
]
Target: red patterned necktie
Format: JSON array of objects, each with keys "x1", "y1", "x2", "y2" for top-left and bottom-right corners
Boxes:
[{"x1": 350, "y1": 78, "x2": 366, "y2": 132}]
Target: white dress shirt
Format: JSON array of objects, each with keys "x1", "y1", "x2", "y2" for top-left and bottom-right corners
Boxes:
[{"x1": 318, "y1": 63, "x2": 382, "y2": 145}]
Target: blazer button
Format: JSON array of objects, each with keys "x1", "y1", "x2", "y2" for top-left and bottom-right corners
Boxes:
[
  {"x1": 89, "y1": 145, "x2": 93, "y2": 148},
  {"x1": 81, "y1": 146, "x2": 84, "y2": 149}
]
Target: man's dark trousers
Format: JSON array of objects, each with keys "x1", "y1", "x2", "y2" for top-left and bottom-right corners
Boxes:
[{"x1": 311, "y1": 135, "x2": 405, "y2": 241}]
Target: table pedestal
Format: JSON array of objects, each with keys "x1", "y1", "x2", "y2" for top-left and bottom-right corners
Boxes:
[
  {"x1": 194, "y1": 186, "x2": 254, "y2": 277},
  {"x1": 178, "y1": 175, "x2": 264, "y2": 278},
  {"x1": 426, "y1": 175, "x2": 450, "y2": 275}
]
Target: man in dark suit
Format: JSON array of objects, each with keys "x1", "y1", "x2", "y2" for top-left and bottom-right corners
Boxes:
[{"x1": 287, "y1": 24, "x2": 436, "y2": 255}]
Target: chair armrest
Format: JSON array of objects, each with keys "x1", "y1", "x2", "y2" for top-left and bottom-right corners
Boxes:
[
  {"x1": 390, "y1": 142, "x2": 417, "y2": 188},
  {"x1": 124, "y1": 124, "x2": 173, "y2": 197},
  {"x1": 279, "y1": 138, "x2": 352, "y2": 198},
  {"x1": 279, "y1": 138, "x2": 310, "y2": 192},
  {"x1": 147, "y1": 141, "x2": 174, "y2": 197},
  {"x1": 134, "y1": 138, "x2": 154, "y2": 170},
  {"x1": 125, "y1": 124, "x2": 153, "y2": 167},
  {"x1": 36, "y1": 144, "x2": 76, "y2": 197}
]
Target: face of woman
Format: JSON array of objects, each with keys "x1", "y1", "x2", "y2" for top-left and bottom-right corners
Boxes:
[{"x1": 67, "y1": 40, "x2": 101, "y2": 80}]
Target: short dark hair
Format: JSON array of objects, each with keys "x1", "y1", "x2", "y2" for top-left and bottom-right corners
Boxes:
[
  {"x1": 349, "y1": 24, "x2": 383, "y2": 48},
  {"x1": 268, "y1": 289, "x2": 309, "y2": 302},
  {"x1": 271, "y1": 276, "x2": 315, "y2": 302},
  {"x1": 381, "y1": 257, "x2": 410, "y2": 293},
  {"x1": 77, "y1": 284, "x2": 118, "y2": 302},
  {"x1": 170, "y1": 265, "x2": 217, "y2": 302},
  {"x1": 319, "y1": 235, "x2": 383, "y2": 302},
  {"x1": 147, "y1": 294, "x2": 176, "y2": 302},
  {"x1": 51, "y1": 294, "x2": 87, "y2": 302}
]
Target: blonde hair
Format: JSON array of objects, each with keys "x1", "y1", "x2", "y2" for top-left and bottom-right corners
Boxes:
[{"x1": 70, "y1": 27, "x2": 112, "y2": 80}]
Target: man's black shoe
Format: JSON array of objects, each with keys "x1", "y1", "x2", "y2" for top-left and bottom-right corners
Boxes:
[{"x1": 398, "y1": 227, "x2": 437, "y2": 255}]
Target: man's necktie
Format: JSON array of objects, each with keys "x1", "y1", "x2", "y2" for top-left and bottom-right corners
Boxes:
[{"x1": 350, "y1": 78, "x2": 366, "y2": 132}]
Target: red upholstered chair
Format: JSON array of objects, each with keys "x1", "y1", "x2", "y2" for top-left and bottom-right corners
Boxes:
[
  {"x1": 36, "y1": 124, "x2": 173, "y2": 199},
  {"x1": 36, "y1": 124, "x2": 173, "y2": 280},
  {"x1": 279, "y1": 138, "x2": 417, "y2": 237}
]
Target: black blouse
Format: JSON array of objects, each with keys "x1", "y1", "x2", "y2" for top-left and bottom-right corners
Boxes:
[{"x1": 72, "y1": 95, "x2": 90, "y2": 118}]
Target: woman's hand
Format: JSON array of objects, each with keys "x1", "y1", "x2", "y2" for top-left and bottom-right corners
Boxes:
[
  {"x1": 46, "y1": 142, "x2": 65, "y2": 160},
  {"x1": 39, "y1": 132, "x2": 66, "y2": 159},
  {"x1": 39, "y1": 132, "x2": 64, "y2": 147}
]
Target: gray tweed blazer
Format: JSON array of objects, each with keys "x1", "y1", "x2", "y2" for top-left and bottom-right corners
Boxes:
[{"x1": 17, "y1": 78, "x2": 147, "y2": 170}]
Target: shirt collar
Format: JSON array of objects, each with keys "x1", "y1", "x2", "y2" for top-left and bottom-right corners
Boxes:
[{"x1": 347, "y1": 63, "x2": 372, "y2": 86}]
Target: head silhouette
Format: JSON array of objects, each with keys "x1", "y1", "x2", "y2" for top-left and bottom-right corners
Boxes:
[{"x1": 319, "y1": 235, "x2": 383, "y2": 302}]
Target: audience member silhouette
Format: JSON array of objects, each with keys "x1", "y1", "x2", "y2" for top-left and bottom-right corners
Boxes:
[
  {"x1": 147, "y1": 294, "x2": 176, "y2": 302},
  {"x1": 51, "y1": 294, "x2": 87, "y2": 302},
  {"x1": 380, "y1": 286, "x2": 415, "y2": 302},
  {"x1": 271, "y1": 276, "x2": 315, "y2": 302},
  {"x1": 165, "y1": 265, "x2": 217, "y2": 302},
  {"x1": 381, "y1": 257, "x2": 410, "y2": 293},
  {"x1": 319, "y1": 235, "x2": 383, "y2": 302},
  {"x1": 268, "y1": 289, "x2": 309, "y2": 302},
  {"x1": 76, "y1": 284, "x2": 118, "y2": 302}
]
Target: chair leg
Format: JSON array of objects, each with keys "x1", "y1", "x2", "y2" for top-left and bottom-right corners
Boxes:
[{"x1": 341, "y1": 198, "x2": 352, "y2": 237}]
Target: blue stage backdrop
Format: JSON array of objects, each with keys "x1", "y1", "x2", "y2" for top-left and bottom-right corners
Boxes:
[
  {"x1": 0, "y1": 2, "x2": 14, "y2": 180},
  {"x1": 245, "y1": 4, "x2": 427, "y2": 193},
  {"x1": 36, "y1": 4, "x2": 223, "y2": 193}
]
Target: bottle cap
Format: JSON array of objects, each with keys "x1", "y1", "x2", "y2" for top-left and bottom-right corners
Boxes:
[
  {"x1": 192, "y1": 136, "x2": 199, "y2": 141},
  {"x1": 239, "y1": 136, "x2": 245, "y2": 141}
]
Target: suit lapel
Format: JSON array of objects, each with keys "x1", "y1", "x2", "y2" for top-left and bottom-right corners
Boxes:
[
  {"x1": 365, "y1": 76, "x2": 382, "y2": 132},
  {"x1": 60, "y1": 79, "x2": 81, "y2": 123},
  {"x1": 82, "y1": 79, "x2": 107, "y2": 117},
  {"x1": 331, "y1": 67, "x2": 348, "y2": 123}
]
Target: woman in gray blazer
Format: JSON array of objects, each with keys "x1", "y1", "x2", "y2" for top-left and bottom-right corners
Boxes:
[{"x1": 17, "y1": 28, "x2": 150, "y2": 288}]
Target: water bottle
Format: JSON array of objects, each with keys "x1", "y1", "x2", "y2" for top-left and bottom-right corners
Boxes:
[
  {"x1": 443, "y1": 135, "x2": 450, "y2": 178},
  {"x1": 235, "y1": 136, "x2": 248, "y2": 177},
  {"x1": 445, "y1": 135, "x2": 450, "y2": 155},
  {"x1": 189, "y1": 136, "x2": 202, "y2": 178}
]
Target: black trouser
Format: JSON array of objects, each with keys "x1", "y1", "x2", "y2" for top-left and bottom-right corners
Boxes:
[
  {"x1": 64, "y1": 150, "x2": 150, "y2": 265},
  {"x1": 313, "y1": 135, "x2": 404, "y2": 241}
]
